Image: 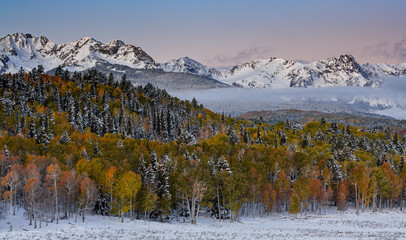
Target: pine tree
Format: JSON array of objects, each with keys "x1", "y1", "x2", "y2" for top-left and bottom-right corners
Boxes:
[
  {"x1": 59, "y1": 130, "x2": 71, "y2": 145},
  {"x1": 238, "y1": 127, "x2": 246, "y2": 144},
  {"x1": 327, "y1": 157, "x2": 344, "y2": 182},
  {"x1": 227, "y1": 126, "x2": 239, "y2": 145},
  {"x1": 82, "y1": 148, "x2": 90, "y2": 161},
  {"x1": 191, "y1": 97, "x2": 198, "y2": 108},
  {"x1": 400, "y1": 156, "x2": 405, "y2": 173},
  {"x1": 314, "y1": 129, "x2": 326, "y2": 142},
  {"x1": 27, "y1": 117, "x2": 37, "y2": 139},
  {"x1": 256, "y1": 127, "x2": 263, "y2": 144},
  {"x1": 94, "y1": 140, "x2": 101, "y2": 155},
  {"x1": 55, "y1": 65, "x2": 63, "y2": 78},
  {"x1": 3, "y1": 145, "x2": 9, "y2": 158},
  {"x1": 37, "y1": 65, "x2": 44, "y2": 75},
  {"x1": 108, "y1": 73, "x2": 114, "y2": 86},
  {"x1": 280, "y1": 131, "x2": 287, "y2": 146},
  {"x1": 36, "y1": 115, "x2": 52, "y2": 146},
  {"x1": 76, "y1": 111, "x2": 84, "y2": 133}
]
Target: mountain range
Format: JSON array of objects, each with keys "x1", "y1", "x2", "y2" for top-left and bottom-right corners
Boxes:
[{"x1": 1, "y1": 33, "x2": 405, "y2": 90}]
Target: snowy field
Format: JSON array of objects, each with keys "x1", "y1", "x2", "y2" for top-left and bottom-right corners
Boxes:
[{"x1": 2, "y1": 209, "x2": 406, "y2": 239}]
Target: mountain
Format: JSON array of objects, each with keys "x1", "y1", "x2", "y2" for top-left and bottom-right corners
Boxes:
[
  {"x1": 159, "y1": 56, "x2": 220, "y2": 79},
  {"x1": 214, "y1": 55, "x2": 406, "y2": 88},
  {"x1": 1, "y1": 33, "x2": 405, "y2": 89},
  {"x1": 92, "y1": 62, "x2": 228, "y2": 91},
  {"x1": 0, "y1": 33, "x2": 226, "y2": 90},
  {"x1": 163, "y1": 55, "x2": 406, "y2": 89},
  {"x1": 0, "y1": 33, "x2": 156, "y2": 73}
]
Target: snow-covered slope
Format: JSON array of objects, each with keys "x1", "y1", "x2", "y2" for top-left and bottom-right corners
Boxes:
[
  {"x1": 215, "y1": 55, "x2": 406, "y2": 89},
  {"x1": 0, "y1": 33, "x2": 156, "y2": 73},
  {"x1": 160, "y1": 55, "x2": 406, "y2": 89},
  {"x1": 1, "y1": 33, "x2": 405, "y2": 89},
  {"x1": 160, "y1": 57, "x2": 220, "y2": 79}
]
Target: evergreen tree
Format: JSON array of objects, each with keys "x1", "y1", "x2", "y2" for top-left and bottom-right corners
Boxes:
[
  {"x1": 256, "y1": 127, "x2": 263, "y2": 144},
  {"x1": 59, "y1": 130, "x2": 71, "y2": 145},
  {"x1": 94, "y1": 140, "x2": 101, "y2": 155},
  {"x1": 36, "y1": 115, "x2": 52, "y2": 146},
  {"x1": 227, "y1": 126, "x2": 240, "y2": 145},
  {"x1": 27, "y1": 117, "x2": 37, "y2": 139},
  {"x1": 108, "y1": 73, "x2": 114, "y2": 86},
  {"x1": 55, "y1": 65, "x2": 63, "y2": 78},
  {"x1": 279, "y1": 131, "x2": 287, "y2": 146},
  {"x1": 191, "y1": 97, "x2": 198, "y2": 108},
  {"x1": 3, "y1": 145, "x2": 9, "y2": 158},
  {"x1": 243, "y1": 127, "x2": 249, "y2": 144},
  {"x1": 82, "y1": 148, "x2": 90, "y2": 161}
]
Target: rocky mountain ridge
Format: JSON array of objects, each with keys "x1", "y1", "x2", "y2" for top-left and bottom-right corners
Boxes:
[{"x1": 1, "y1": 33, "x2": 405, "y2": 89}]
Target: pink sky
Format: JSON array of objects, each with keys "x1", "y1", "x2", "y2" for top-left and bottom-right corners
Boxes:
[{"x1": 1, "y1": 0, "x2": 405, "y2": 67}]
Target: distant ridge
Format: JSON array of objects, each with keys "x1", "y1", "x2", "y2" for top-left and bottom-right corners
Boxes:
[{"x1": 1, "y1": 33, "x2": 405, "y2": 89}]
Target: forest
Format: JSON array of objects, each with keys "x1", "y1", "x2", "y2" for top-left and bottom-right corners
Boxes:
[{"x1": 0, "y1": 66, "x2": 405, "y2": 231}]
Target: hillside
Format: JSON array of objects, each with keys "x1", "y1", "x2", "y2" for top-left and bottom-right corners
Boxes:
[
  {"x1": 238, "y1": 109, "x2": 406, "y2": 130},
  {"x1": 0, "y1": 68, "x2": 405, "y2": 234}
]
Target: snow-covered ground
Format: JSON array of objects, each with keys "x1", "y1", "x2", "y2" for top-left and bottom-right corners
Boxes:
[{"x1": 1, "y1": 209, "x2": 406, "y2": 239}]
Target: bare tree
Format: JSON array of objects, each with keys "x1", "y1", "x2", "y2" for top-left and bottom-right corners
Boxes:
[
  {"x1": 46, "y1": 164, "x2": 61, "y2": 224},
  {"x1": 79, "y1": 177, "x2": 98, "y2": 222},
  {"x1": 1, "y1": 166, "x2": 20, "y2": 231},
  {"x1": 60, "y1": 171, "x2": 78, "y2": 218}
]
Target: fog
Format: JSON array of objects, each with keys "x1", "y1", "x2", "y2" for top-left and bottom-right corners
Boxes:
[{"x1": 169, "y1": 77, "x2": 406, "y2": 120}]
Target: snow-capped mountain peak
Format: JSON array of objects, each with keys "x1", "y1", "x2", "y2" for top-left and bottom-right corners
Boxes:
[
  {"x1": 1, "y1": 33, "x2": 405, "y2": 89},
  {"x1": 0, "y1": 33, "x2": 156, "y2": 73},
  {"x1": 214, "y1": 54, "x2": 406, "y2": 89},
  {"x1": 160, "y1": 56, "x2": 220, "y2": 79}
]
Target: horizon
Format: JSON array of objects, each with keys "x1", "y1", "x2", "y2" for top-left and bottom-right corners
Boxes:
[
  {"x1": 1, "y1": 0, "x2": 406, "y2": 67},
  {"x1": 2, "y1": 32, "x2": 404, "y2": 69}
]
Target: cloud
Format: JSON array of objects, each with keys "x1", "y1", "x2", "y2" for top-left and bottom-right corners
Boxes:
[
  {"x1": 170, "y1": 77, "x2": 406, "y2": 120},
  {"x1": 361, "y1": 39, "x2": 406, "y2": 63},
  {"x1": 205, "y1": 46, "x2": 271, "y2": 67}
]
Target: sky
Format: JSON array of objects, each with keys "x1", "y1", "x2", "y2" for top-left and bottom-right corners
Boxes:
[{"x1": 1, "y1": 0, "x2": 406, "y2": 67}]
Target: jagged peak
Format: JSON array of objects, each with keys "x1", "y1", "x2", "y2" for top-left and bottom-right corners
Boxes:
[
  {"x1": 165, "y1": 56, "x2": 194, "y2": 63},
  {"x1": 324, "y1": 54, "x2": 357, "y2": 64},
  {"x1": 2, "y1": 33, "x2": 26, "y2": 42},
  {"x1": 74, "y1": 36, "x2": 100, "y2": 44},
  {"x1": 164, "y1": 56, "x2": 207, "y2": 68},
  {"x1": 39, "y1": 35, "x2": 50, "y2": 44},
  {"x1": 176, "y1": 56, "x2": 202, "y2": 64},
  {"x1": 5, "y1": 33, "x2": 41, "y2": 41},
  {"x1": 107, "y1": 39, "x2": 125, "y2": 47},
  {"x1": 1, "y1": 33, "x2": 53, "y2": 49}
]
